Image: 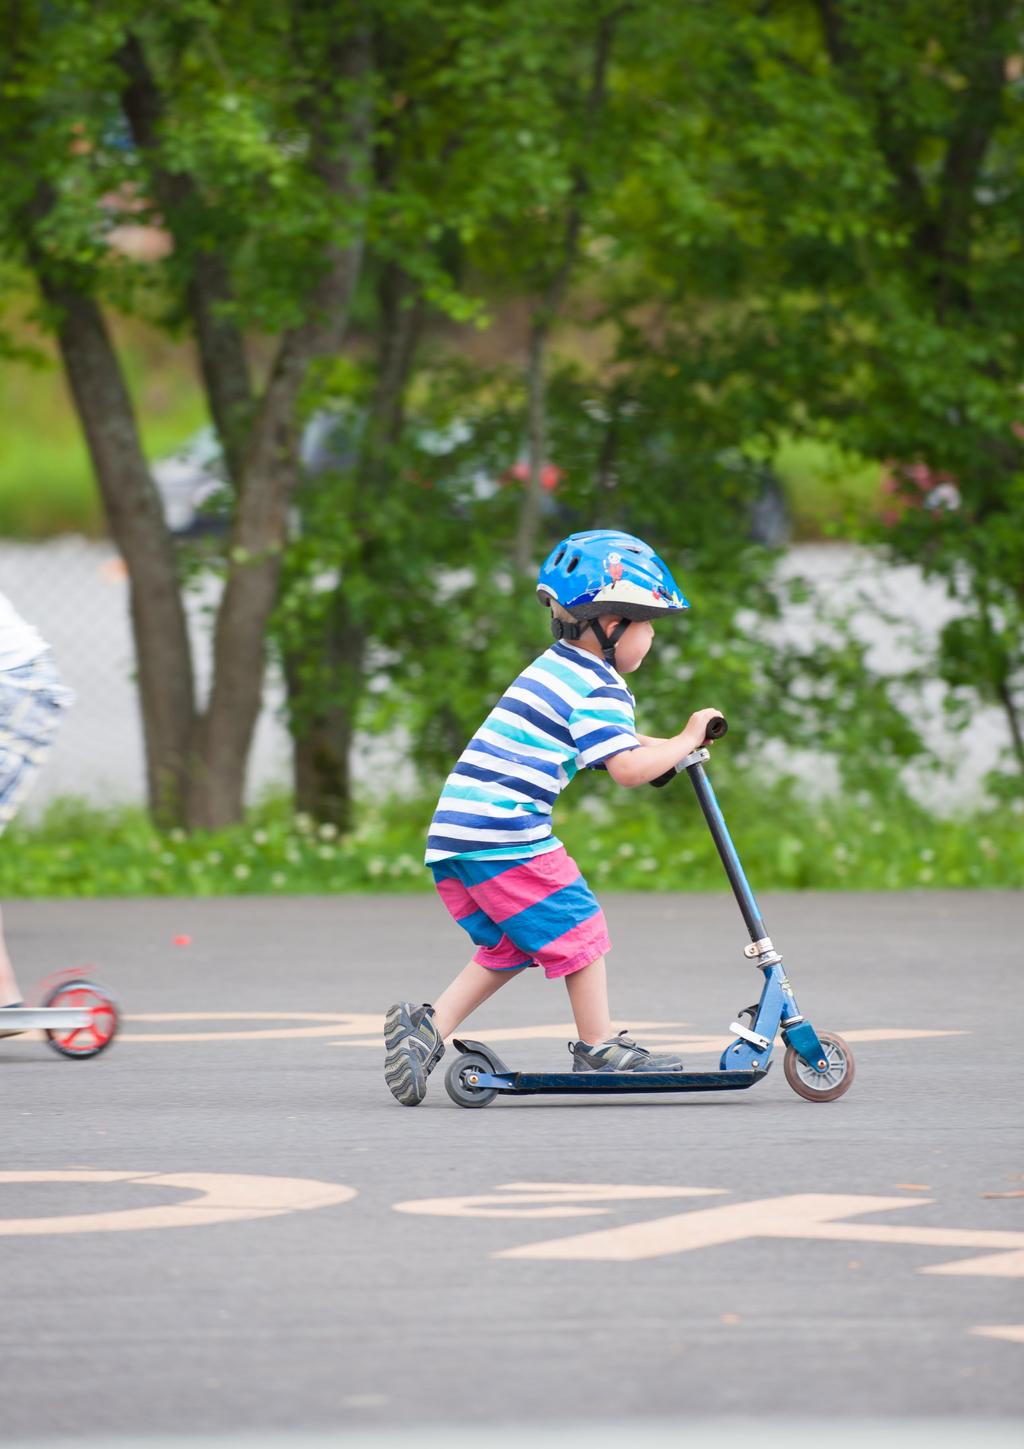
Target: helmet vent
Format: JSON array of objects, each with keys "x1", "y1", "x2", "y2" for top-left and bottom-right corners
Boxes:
[
  {"x1": 553, "y1": 547, "x2": 566, "y2": 566},
  {"x1": 565, "y1": 554, "x2": 580, "y2": 574}
]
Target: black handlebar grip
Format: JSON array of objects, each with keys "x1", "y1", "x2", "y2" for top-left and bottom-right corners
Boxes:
[{"x1": 649, "y1": 715, "x2": 728, "y2": 788}]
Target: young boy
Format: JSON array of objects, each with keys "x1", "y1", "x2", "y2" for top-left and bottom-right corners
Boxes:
[
  {"x1": 384, "y1": 529, "x2": 721, "y2": 1106},
  {"x1": 0, "y1": 589, "x2": 74, "y2": 1027}
]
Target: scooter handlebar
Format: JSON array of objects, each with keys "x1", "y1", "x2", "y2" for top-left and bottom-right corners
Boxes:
[{"x1": 650, "y1": 715, "x2": 727, "y2": 788}]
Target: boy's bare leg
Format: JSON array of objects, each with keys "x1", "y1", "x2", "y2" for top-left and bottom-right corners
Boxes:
[
  {"x1": 564, "y1": 955, "x2": 613, "y2": 1044},
  {"x1": 432, "y1": 959, "x2": 525, "y2": 1039},
  {"x1": 0, "y1": 908, "x2": 23, "y2": 1004}
]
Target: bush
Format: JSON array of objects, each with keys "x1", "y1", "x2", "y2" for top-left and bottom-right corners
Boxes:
[{"x1": 1, "y1": 775, "x2": 1020, "y2": 897}]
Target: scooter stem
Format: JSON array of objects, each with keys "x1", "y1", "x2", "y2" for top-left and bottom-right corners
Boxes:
[{"x1": 685, "y1": 757, "x2": 768, "y2": 945}]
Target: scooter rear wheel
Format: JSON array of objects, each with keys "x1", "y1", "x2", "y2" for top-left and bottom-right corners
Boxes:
[
  {"x1": 445, "y1": 1052, "x2": 498, "y2": 1108},
  {"x1": 784, "y1": 1031, "x2": 854, "y2": 1102},
  {"x1": 41, "y1": 979, "x2": 119, "y2": 1059}
]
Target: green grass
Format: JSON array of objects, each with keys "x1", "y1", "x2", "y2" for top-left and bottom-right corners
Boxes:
[
  {"x1": 0, "y1": 315, "x2": 206, "y2": 539},
  {"x1": 1, "y1": 775, "x2": 1020, "y2": 898}
]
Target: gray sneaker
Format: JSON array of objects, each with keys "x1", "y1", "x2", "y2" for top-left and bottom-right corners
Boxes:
[
  {"x1": 570, "y1": 1029, "x2": 685, "y2": 1073},
  {"x1": 384, "y1": 1002, "x2": 445, "y2": 1106}
]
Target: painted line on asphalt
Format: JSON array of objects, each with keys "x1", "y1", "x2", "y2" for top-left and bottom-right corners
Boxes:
[
  {"x1": 0, "y1": 1170, "x2": 356, "y2": 1235},
  {"x1": 970, "y1": 1325, "x2": 1024, "y2": 1344},
  {"x1": 334, "y1": 1023, "x2": 968, "y2": 1050},
  {"x1": 394, "y1": 1183, "x2": 1024, "y2": 1277},
  {"x1": 15, "y1": 1010, "x2": 961, "y2": 1048},
  {"x1": 119, "y1": 1011, "x2": 381, "y2": 1042}
]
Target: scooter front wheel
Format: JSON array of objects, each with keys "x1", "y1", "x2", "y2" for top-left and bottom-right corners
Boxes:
[
  {"x1": 445, "y1": 1052, "x2": 498, "y2": 1108},
  {"x1": 784, "y1": 1031, "x2": 854, "y2": 1102}
]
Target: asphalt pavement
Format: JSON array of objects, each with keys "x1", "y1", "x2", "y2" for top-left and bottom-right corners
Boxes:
[{"x1": 2, "y1": 890, "x2": 1022, "y2": 1444}]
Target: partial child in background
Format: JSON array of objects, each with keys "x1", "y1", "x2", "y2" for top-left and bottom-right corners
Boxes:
[
  {"x1": 384, "y1": 530, "x2": 721, "y2": 1105},
  {"x1": 0, "y1": 590, "x2": 74, "y2": 1024}
]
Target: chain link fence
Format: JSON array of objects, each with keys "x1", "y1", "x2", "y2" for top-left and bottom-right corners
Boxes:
[
  {"x1": 1, "y1": 535, "x2": 1011, "y2": 820},
  {"x1": 0, "y1": 538, "x2": 292, "y2": 817}
]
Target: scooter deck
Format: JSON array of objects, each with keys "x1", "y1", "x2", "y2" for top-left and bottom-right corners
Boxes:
[
  {"x1": 475, "y1": 1067, "x2": 769, "y2": 1095},
  {"x1": 0, "y1": 1007, "x2": 92, "y2": 1030}
]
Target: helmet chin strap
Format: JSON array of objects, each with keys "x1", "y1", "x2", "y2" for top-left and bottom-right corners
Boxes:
[
  {"x1": 587, "y1": 618, "x2": 631, "y2": 669},
  {"x1": 549, "y1": 612, "x2": 631, "y2": 669}
]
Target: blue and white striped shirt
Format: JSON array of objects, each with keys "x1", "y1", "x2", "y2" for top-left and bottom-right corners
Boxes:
[{"x1": 425, "y1": 642, "x2": 640, "y2": 864}]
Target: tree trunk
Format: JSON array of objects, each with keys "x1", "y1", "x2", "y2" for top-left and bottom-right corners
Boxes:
[
  {"x1": 37, "y1": 277, "x2": 196, "y2": 823},
  {"x1": 117, "y1": 33, "x2": 255, "y2": 483},
  {"x1": 184, "y1": 28, "x2": 372, "y2": 830},
  {"x1": 286, "y1": 265, "x2": 424, "y2": 826},
  {"x1": 286, "y1": 595, "x2": 367, "y2": 830}
]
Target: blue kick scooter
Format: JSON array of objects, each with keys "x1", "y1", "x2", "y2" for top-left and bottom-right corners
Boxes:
[{"x1": 444, "y1": 717, "x2": 855, "y2": 1108}]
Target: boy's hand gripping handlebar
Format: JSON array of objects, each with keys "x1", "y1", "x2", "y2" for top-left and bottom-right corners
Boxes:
[{"x1": 650, "y1": 715, "x2": 727, "y2": 788}]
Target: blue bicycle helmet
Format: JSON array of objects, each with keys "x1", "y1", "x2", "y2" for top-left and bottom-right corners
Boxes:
[{"x1": 537, "y1": 530, "x2": 689, "y2": 666}]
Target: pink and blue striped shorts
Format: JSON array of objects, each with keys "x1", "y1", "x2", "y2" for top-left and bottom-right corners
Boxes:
[{"x1": 430, "y1": 846, "x2": 610, "y2": 979}]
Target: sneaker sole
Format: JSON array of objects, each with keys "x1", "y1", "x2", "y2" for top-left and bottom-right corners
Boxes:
[
  {"x1": 384, "y1": 1003, "x2": 436, "y2": 1106},
  {"x1": 384, "y1": 1002, "x2": 410, "y2": 1053},
  {"x1": 384, "y1": 1043, "x2": 427, "y2": 1106}
]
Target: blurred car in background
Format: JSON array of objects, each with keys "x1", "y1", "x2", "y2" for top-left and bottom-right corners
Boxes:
[{"x1": 151, "y1": 416, "x2": 790, "y2": 547}]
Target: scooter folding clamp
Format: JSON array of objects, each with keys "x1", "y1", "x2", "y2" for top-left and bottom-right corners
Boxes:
[
  {"x1": 743, "y1": 937, "x2": 774, "y2": 958},
  {"x1": 729, "y1": 1020, "x2": 772, "y2": 1051}
]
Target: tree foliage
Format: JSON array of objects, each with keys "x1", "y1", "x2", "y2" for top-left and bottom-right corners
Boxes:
[{"x1": 1, "y1": 0, "x2": 1021, "y2": 831}]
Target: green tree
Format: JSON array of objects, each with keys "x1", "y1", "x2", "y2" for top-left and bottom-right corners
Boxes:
[{"x1": 1, "y1": 0, "x2": 369, "y2": 827}]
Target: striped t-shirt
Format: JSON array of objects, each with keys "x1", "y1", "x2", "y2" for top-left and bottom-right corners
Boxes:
[{"x1": 425, "y1": 642, "x2": 640, "y2": 864}]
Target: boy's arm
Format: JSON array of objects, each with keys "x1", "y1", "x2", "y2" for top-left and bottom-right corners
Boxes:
[{"x1": 606, "y1": 708, "x2": 722, "y2": 788}]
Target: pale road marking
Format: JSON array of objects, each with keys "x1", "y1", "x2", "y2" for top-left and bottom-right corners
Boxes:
[
  {"x1": 33, "y1": 1009, "x2": 963, "y2": 1048},
  {"x1": 395, "y1": 1183, "x2": 726, "y2": 1220},
  {"x1": 971, "y1": 1325, "x2": 1024, "y2": 1344},
  {"x1": 119, "y1": 1011, "x2": 381, "y2": 1043},
  {"x1": 491, "y1": 1192, "x2": 1024, "y2": 1276},
  {"x1": 334, "y1": 1024, "x2": 968, "y2": 1050},
  {"x1": 924, "y1": 1250, "x2": 1024, "y2": 1277},
  {"x1": 0, "y1": 1170, "x2": 356, "y2": 1235}
]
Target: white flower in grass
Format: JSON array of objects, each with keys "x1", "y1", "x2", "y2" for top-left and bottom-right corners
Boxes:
[
  {"x1": 233, "y1": 863, "x2": 250, "y2": 880},
  {"x1": 639, "y1": 857, "x2": 658, "y2": 872},
  {"x1": 919, "y1": 848, "x2": 935, "y2": 862},
  {"x1": 252, "y1": 829, "x2": 268, "y2": 846},
  {"x1": 318, "y1": 822, "x2": 338, "y2": 841},
  {"x1": 271, "y1": 871, "x2": 287, "y2": 888},
  {"x1": 367, "y1": 858, "x2": 386, "y2": 876},
  {"x1": 617, "y1": 842, "x2": 635, "y2": 858},
  {"x1": 206, "y1": 851, "x2": 222, "y2": 866},
  {"x1": 169, "y1": 828, "x2": 187, "y2": 844},
  {"x1": 318, "y1": 844, "x2": 335, "y2": 860},
  {"x1": 294, "y1": 812, "x2": 314, "y2": 835}
]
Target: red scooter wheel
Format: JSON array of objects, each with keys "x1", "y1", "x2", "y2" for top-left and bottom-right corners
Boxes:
[{"x1": 41, "y1": 979, "x2": 120, "y2": 1059}]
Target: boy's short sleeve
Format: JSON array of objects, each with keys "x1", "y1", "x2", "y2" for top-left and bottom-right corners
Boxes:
[{"x1": 568, "y1": 684, "x2": 640, "y2": 769}]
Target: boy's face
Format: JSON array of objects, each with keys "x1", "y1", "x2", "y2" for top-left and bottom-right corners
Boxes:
[{"x1": 605, "y1": 617, "x2": 654, "y2": 673}]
